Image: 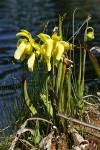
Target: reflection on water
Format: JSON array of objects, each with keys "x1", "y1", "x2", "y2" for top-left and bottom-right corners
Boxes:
[
  {"x1": 0, "y1": 0, "x2": 56, "y2": 85},
  {"x1": 0, "y1": 0, "x2": 100, "y2": 86},
  {"x1": 0, "y1": 0, "x2": 100, "y2": 130}
]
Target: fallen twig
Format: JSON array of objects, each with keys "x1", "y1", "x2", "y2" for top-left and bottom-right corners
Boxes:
[
  {"x1": 83, "y1": 95, "x2": 100, "y2": 102},
  {"x1": 69, "y1": 127, "x2": 89, "y2": 150},
  {"x1": 56, "y1": 113, "x2": 100, "y2": 131},
  {"x1": 9, "y1": 117, "x2": 53, "y2": 150},
  {"x1": 75, "y1": 128, "x2": 100, "y2": 139}
]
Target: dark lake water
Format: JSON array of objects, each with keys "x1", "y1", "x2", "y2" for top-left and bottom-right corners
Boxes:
[{"x1": 0, "y1": 0, "x2": 100, "y2": 134}]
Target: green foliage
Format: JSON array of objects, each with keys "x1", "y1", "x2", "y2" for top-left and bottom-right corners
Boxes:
[
  {"x1": 24, "y1": 79, "x2": 37, "y2": 115},
  {"x1": 33, "y1": 120, "x2": 41, "y2": 145},
  {"x1": 15, "y1": 11, "x2": 96, "y2": 122},
  {"x1": 40, "y1": 93, "x2": 53, "y2": 117},
  {"x1": 0, "y1": 136, "x2": 14, "y2": 150},
  {"x1": 11, "y1": 8, "x2": 100, "y2": 149}
]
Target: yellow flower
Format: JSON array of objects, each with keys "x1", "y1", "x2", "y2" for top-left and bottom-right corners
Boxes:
[
  {"x1": 27, "y1": 52, "x2": 35, "y2": 72},
  {"x1": 14, "y1": 39, "x2": 32, "y2": 61},
  {"x1": 87, "y1": 32, "x2": 94, "y2": 41},
  {"x1": 14, "y1": 30, "x2": 39, "y2": 71},
  {"x1": 16, "y1": 29, "x2": 34, "y2": 45},
  {"x1": 42, "y1": 39, "x2": 53, "y2": 71},
  {"x1": 14, "y1": 30, "x2": 73, "y2": 72},
  {"x1": 37, "y1": 33, "x2": 72, "y2": 71},
  {"x1": 85, "y1": 27, "x2": 94, "y2": 41}
]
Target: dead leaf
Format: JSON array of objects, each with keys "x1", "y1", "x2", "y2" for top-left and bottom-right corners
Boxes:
[
  {"x1": 88, "y1": 50, "x2": 100, "y2": 78},
  {"x1": 39, "y1": 131, "x2": 54, "y2": 150}
]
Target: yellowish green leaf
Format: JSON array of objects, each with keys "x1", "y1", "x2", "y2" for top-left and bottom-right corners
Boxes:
[
  {"x1": 33, "y1": 120, "x2": 41, "y2": 145},
  {"x1": 24, "y1": 79, "x2": 37, "y2": 115},
  {"x1": 40, "y1": 93, "x2": 53, "y2": 116},
  {"x1": 21, "y1": 139, "x2": 35, "y2": 149}
]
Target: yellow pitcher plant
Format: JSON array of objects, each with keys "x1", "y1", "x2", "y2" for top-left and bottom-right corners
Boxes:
[
  {"x1": 14, "y1": 29, "x2": 73, "y2": 72},
  {"x1": 37, "y1": 33, "x2": 73, "y2": 71},
  {"x1": 14, "y1": 30, "x2": 41, "y2": 71}
]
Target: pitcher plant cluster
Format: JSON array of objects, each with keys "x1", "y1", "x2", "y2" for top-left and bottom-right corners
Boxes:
[
  {"x1": 14, "y1": 14, "x2": 95, "y2": 124},
  {"x1": 14, "y1": 29, "x2": 73, "y2": 72}
]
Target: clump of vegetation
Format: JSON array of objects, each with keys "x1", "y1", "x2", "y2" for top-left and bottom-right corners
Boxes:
[{"x1": 2, "y1": 8, "x2": 100, "y2": 150}]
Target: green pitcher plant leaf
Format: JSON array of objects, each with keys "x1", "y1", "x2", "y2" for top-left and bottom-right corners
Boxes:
[
  {"x1": 24, "y1": 79, "x2": 37, "y2": 115},
  {"x1": 40, "y1": 93, "x2": 53, "y2": 117},
  {"x1": 33, "y1": 119, "x2": 41, "y2": 145},
  {"x1": 20, "y1": 139, "x2": 35, "y2": 149},
  {"x1": 88, "y1": 50, "x2": 100, "y2": 78}
]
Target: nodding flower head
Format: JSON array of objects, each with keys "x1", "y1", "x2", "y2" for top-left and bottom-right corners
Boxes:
[
  {"x1": 87, "y1": 32, "x2": 94, "y2": 41},
  {"x1": 86, "y1": 27, "x2": 94, "y2": 41},
  {"x1": 14, "y1": 30, "x2": 37, "y2": 72},
  {"x1": 37, "y1": 33, "x2": 73, "y2": 71},
  {"x1": 14, "y1": 30, "x2": 73, "y2": 72},
  {"x1": 14, "y1": 39, "x2": 32, "y2": 61}
]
